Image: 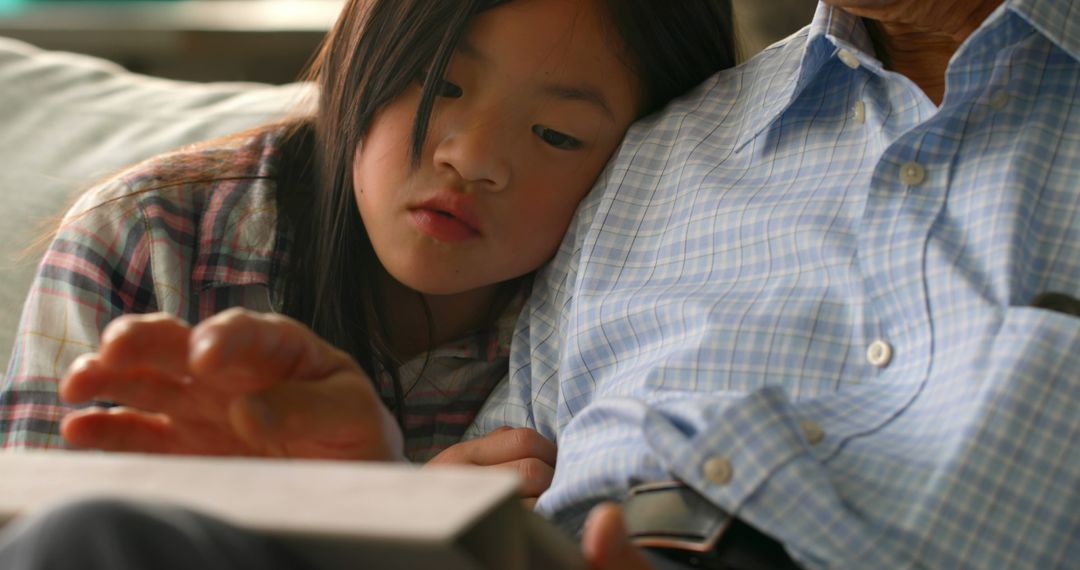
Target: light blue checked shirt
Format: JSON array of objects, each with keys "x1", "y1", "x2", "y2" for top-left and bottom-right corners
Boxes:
[{"x1": 468, "y1": 1, "x2": 1080, "y2": 568}]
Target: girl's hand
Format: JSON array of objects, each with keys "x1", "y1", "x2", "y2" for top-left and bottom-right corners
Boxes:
[
  {"x1": 59, "y1": 309, "x2": 404, "y2": 462},
  {"x1": 425, "y1": 426, "x2": 556, "y2": 509}
]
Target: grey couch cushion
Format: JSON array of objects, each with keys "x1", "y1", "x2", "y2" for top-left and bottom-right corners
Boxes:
[{"x1": 0, "y1": 36, "x2": 312, "y2": 373}]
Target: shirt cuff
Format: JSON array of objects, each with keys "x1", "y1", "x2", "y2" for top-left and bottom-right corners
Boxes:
[{"x1": 642, "y1": 386, "x2": 810, "y2": 514}]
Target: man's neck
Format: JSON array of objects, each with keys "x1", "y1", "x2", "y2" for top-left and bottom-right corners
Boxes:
[{"x1": 843, "y1": 1, "x2": 1003, "y2": 104}]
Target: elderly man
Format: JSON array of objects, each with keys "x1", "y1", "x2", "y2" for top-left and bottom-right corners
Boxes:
[
  {"x1": 482, "y1": 0, "x2": 1079, "y2": 567},
  {"x1": 2, "y1": 0, "x2": 1076, "y2": 568}
]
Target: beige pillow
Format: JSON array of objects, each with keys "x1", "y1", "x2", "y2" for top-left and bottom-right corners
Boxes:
[{"x1": 0, "y1": 36, "x2": 313, "y2": 373}]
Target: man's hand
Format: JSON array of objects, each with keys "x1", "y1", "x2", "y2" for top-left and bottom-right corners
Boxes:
[
  {"x1": 59, "y1": 309, "x2": 404, "y2": 461},
  {"x1": 425, "y1": 427, "x2": 556, "y2": 508},
  {"x1": 583, "y1": 503, "x2": 654, "y2": 569},
  {"x1": 430, "y1": 433, "x2": 655, "y2": 568}
]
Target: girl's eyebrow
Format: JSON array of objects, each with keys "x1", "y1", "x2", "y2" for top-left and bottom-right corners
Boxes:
[
  {"x1": 540, "y1": 84, "x2": 615, "y2": 122},
  {"x1": 457, "y1": 38, "x2": 615, "y2": 122}
]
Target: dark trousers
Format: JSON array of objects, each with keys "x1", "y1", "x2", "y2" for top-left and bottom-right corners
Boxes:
[
  {"x1": 0, "y1": 497, "x2": 718, "y2": 570},
  {"x1": 0, "y1": 498, "x2": 313, "y2": 570}
]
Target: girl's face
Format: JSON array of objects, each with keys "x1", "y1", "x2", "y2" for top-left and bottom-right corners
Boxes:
[{"x1": 353, "y1": 0, "x2": 641, "y2": 295}]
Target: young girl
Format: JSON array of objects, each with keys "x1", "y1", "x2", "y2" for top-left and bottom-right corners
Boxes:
[{"x1": 0, "y1": 0, "x2": 736, "y2": 468}]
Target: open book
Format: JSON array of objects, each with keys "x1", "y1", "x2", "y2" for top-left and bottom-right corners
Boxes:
[{"x1": 0, "y1": 451, "x2": 585, "y2": 570}]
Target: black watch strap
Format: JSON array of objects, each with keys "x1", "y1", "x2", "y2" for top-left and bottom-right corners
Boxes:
[{"x1": 622, "y1": 481, "x2": 802, "y2": 570}]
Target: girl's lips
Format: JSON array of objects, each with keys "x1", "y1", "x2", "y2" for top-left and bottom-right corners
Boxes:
[
  {"x1": 412, "y1": 193, "x2": 482, "y2": 232},
  {"x1": 408, "y1": 192, "x2": 483, "y2": 242},
  {"x1": 409, "y1": 208, "x2": 482, "y2": 242}
]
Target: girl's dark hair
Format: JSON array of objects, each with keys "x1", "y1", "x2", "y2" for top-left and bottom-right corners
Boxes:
[{"x1": 277, "y1": 0, "x2": 737, "y2": 425}]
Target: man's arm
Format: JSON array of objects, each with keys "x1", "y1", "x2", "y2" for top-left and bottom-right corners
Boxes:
[{"x1": 471, "y1": 5, "x2": 1080, "y2": 565}]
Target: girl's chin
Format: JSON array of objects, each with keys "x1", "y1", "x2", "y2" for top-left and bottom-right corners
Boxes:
[{"x1": 383, "y1": 265, "x2": 481, "y2": 297}]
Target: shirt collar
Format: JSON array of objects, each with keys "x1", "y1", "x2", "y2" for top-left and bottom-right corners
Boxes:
[
  {"x1": 735, "y1": 4, "x2": 877, "y2": 151},
  {"x1": 1007, "y1": 0, "x2": 1080, "y2": 61}
]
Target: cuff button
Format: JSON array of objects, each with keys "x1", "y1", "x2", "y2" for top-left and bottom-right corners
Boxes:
[{"x1": 703, "y1": 456, "x2": 733, "y2": 486}]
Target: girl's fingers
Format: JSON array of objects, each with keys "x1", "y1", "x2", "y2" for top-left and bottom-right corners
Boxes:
[
  {"x1": 61, "y1": 407, "x2": 185, "y2": 454},
  {"x1": 61, "y1": 407, "x2": 251, "y2": 456},
  {"x1": 62, "y1": 354, "x2": 230, "y2": 423},
  {"x1": 68, "y1": 309, "x2": 390, "y2": 460},
  {"x1": 61, "y1": 357, "x2": 191, "y2": 413},
  {"x1": 426, "y1": 430, "x2": 556, "y2": 498},
  {"x1": 60, "y1": 353, "x2": 113, "y2": 403},
  {"x1": 98, "y1": 314, "x2": 193, "y2": 377},
  {"x1": 189, "y1": 309, "x2": 354, "y2": 392},
  {"x1": 426, "y1": 427, "x2": 557, "y2": 468},
  {"x1": 502, "y1": 457, "x2": 556, "y2": 499},
  {"x1": 228, "y1": 370, "x2": 404, "y2": 462}
]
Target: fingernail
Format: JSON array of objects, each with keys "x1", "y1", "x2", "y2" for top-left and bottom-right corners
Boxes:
[
  {"x1": 190, "y1": 335, "x2": 217, "y2": 366},
  {"x1": 67, "y1": 353, "x2": 94, "y2": 375},
  {"x1": 586, "y1": 503, "x2": 623, "y2": 535},
  {"x1": 583, "y1": 502, "x2": 603, "y2": 532},
  {"x1": 191, "y1": 331, "x2": 241, "y2": 369}
]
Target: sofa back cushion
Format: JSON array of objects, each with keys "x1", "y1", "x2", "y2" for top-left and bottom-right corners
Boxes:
[{"x1": 0, "y1": 36, "x2": 312, "y2": 372}]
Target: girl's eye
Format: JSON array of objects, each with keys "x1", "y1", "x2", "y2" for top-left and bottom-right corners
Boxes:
[
  {"x1": 531, "y1": 125, "x2": 583, "y2": 150},
  {"x1": 415, "y1": 70, "x2": 463, "y2": 99},
  {"x1": 433, "y1": 78, "x2": 463, "y2": 98}
]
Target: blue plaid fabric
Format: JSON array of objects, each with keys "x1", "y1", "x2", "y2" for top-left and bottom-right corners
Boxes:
[{"x1": 468, "y1": 1, "x2": 1080, "y2": 568}]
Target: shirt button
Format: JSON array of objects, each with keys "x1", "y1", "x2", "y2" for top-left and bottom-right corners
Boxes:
[
  {"x1": 899, "y1": 161, "x2": 926, "y2": 186},
  {"x1": 989, "y1": 90, "x2": 1010, "y2": 110},
  {"x1": 800, "y1": 419, "x2": 825, "y2": 445},
  {"x1": 867, "y1": 339, "x2": 894, "y2": 367},
  {"x1": 702, "y1": 456, "x2": 733, "y2": 486},
  {"x1": 853, "y1": 100, "x2": 866, "y2": 124},
  {"x1": 837, "y1": 49, "x2": 861, "y2": 69}
]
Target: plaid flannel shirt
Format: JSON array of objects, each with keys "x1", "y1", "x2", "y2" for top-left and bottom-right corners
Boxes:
[{"x1": 2, "y1": 127, "x2": 517, "y2": 462}]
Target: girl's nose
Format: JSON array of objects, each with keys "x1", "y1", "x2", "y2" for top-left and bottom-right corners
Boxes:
[{"x1": 432, "y1": 114, "x2": 511, "y2": 192}]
